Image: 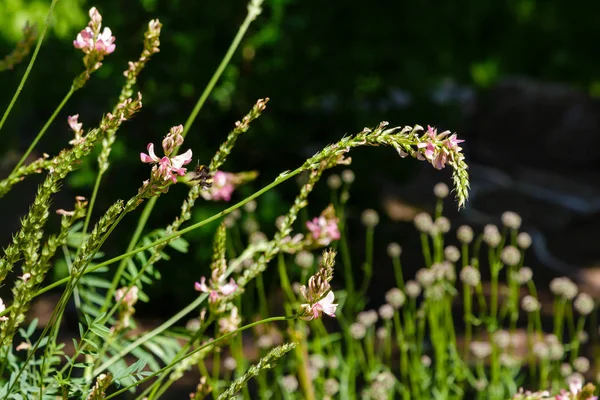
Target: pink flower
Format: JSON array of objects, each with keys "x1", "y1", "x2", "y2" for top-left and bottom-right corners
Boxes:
[
  {"x1": 0, "y1": 298, "x2": 7, "y2": 322},
  {"x1": 73, "y1": 7, "x2": 115, "y2": 56},
  {"x1": 203, "y1": 171, "x2": 236, "y2": 201},
  {"x1": 67, "y1": 114, "x2": 82, "y2": 133},
  {"x1": 302, "y1": 290, "x2": 338, "y2": 320},
  {"x1": 306, "y1": 205, "x2": 340, "y2": 246},
  {"x1": 194, "y1": 277, "x2": 238, "y2": 303},
  {"x1": 140, "y1": 143, "x2": 193, "y2": 183}
]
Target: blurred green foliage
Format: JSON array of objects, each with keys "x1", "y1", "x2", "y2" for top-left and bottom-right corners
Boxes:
[{"x1": 2, "y1": 0, "x2": 600, "y2": 311}]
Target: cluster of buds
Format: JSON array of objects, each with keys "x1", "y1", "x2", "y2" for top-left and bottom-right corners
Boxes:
[
  {"x1": 124, "y1": 19, "x2": 162, "y2": 79},
  {"x1": 0, "y1": 22, "x2": 37, "y2": 71},
  {"x1": 113, "y1": 286, "x2": 139, "y2": 331},
  {"x1": 395, "y1": 125, "x2": 465, "y2": 170},
  {"x1": 200, "y1": 170, "x2": 257, "y2": 202},
  {"x1": 217, "y1": 305, "x2": 241, "y2": 335},
  {"x1": 306, "y1": 204, "x2": 341, "y2": 246},
  {"x1": 298, "y1": 249, "x2": 338, "y2": 320},
  {"x1": 72, "y1": 7, "x2": 115, "y2": 85},
  {"x1": 140, "y1": 125, "x2": 193, "y2": 196}
]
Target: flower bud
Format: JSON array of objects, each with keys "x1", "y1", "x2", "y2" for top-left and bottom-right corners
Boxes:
[
  {"x1": 516, "y1": 267, "x2": 533, "y2": 284},
  {"x1": 414, "y1": 212, "x2": 433, "y2": 233},
  {"x1": 350, "y1": 322, "x2": 366, "y2": 339},
  {"x1": 357, "y1": 310, "x2": 378, "y2": 327},
  {"x1": 470, "y1": 341, "x2": 492, "y2": 359},
  {"x1": 434, "y1": 217, "x2": 451, "y2": 234},
  {"x1": 522, "y1": 295, "x2": 540, "y2": 312},
  {"x1": 379, "y1": 304, "x2": 395, "y2": 320},
  {"x1": 573, "y1": 357, "x2": 590, "y2": 373}
]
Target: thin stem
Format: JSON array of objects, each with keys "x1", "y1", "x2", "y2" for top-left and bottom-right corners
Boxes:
[
  {"x1": 101, "y1": 196, "x2": 157, "y2": 313},
  {"x1": 180, "y1": 2, "x2": 260, "y2": 139},
  {"x1": 82, "y1": 168, "x2": 105, "y2": 234},
  {"x1": 105, "y1": 315, "x2": 293, "y2": 399},
  {"x1": 10, "y1": 88, "x2": 74, "y2": 174},
  {"x1": 0, "y1": 0, "x2": 61, "y2": 133}
]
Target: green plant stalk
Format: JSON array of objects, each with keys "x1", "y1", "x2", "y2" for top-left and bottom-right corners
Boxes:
[
  {"x1": 105, "y1": 315, "x2": 293, "y2": 399},
  {"x1": 393, "y1": 312, "x2": 410, "y2": 394},
  {"x1": 101, "y1": 0, "x2": 264, "y2": 307},
  {"x1": 82, "y1": 167, "x2": 106, "y2": 234},
  {"x1": 429, "y1": 303, "x2": 447, "y2": 396},
  {"x1": 212, "y1": 344, "x2": 222, "y2": 398},
  {"x1": 420, "y1": 233, "x2": 432, "y2": 266},
  {"x1": 570, "y1": 315, "x2": 586, "y2": 363},
  {"x1": 463, "y1": 285, "x2": 473, "y2": 361},
  {"x1": 357, "y1": 226, "x2": 374, "y2": 300},
  {"x1": 10, "y1": 88, "x2": 74, "y2": 175},
  {"x1": 256, "y1": 273, "x2": 269, "y2": 317},
  {"x1": 101, "y1": 196, "x2": 157, "y2": 313},
  {"x1": 140, "y1": 314, "x2": 217, "y2": 399},
  {"x1": 526, "y1": 315, "x2": 536, "y2": 382},
  {"x1": 392, "y1": 256, "x2": 404, "y2": 290},
  {"x1": 337, "y1": 204, "x2": 355, "y2": 312},
  {"x1": 490, "y1": 258, "x2": 500, "y2": 323},
  {"x1": 364, "y1": 327, "x2": 376, "y2": 371},
  {"x1": 553, "y1": 298, "x2": 566, "y2": 342},
  {"x1": 0, "y1": 0, "x2": 60, "y2": 134},
  {"x1": 277, "y1": 254, "x2": 296, "y2": 303}
]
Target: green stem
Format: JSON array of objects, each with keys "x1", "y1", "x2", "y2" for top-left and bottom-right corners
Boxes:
[
  {"x1": 105, "y1": 315, "x2": 293, "y2": 399},
  {"x1": 101, "y1": 196, "x2": 157, "y2": 313},
  {"x1": 11, "y1": 88, "x2": 74, "y2": 174},
  {"x1": 180, "y1": 1, "x2": 261, "y2": 139},
  {"x1": 0, "y1": 0, "x2": 61, "y2": 134},
  {"x1": 82, "y1": 168, "x2": 105, "y2": 235}
]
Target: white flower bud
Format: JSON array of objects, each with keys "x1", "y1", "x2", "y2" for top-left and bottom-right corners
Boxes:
[
  {"x1": 433, "y1": 182, "x2": 449, "y2": 199},
  {"x1": 327, "y1": 174, "x2": 342, "y2": 190},
  {"x1": 501, "y1": 211, "x2": 522, "y2": 230},
  {"x1": 405, "y1": 280, "x2": 421, "y2": 298},
  {"x1": 387, "y1": 242, "x2": 402, "y2": 258},
  {"x1": 517, "y1": 232, "x2": 532, "y2": 249},
  {"x1": 457, "y1": 225, "x2": 474, "y2": 244},
  {"x1": 361, "y1": 209, "x2": 380, "y2": 228},
  {"x1": 444, "y1": 245, "x2": 460, "y2": 263}
]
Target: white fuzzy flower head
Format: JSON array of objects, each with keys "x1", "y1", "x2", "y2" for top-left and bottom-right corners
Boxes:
[
  {"x1": 433, "y1": 182, "x2": 449, "y2": 199},
  {"x1": 350, "y1": 322, "x2": 367, "y2": 340},
  {"x1": 501, "y1": 246, "x2": 521, "y2": 266},
  {"x1": 357, "y1": 310, "x2": 378, "y2": 327},
  {"x1": 522, "y1": 295, "x2": 541, "y2": 313},
  {"x1": 517, "y1": 232, "x2": 532, "y2": 249},
  {"x1": 341, "y1": 169, "x2": 355, "y2": 184},
  {"x1": 444, "y1": 245, "x2": 460, "y2": 263},
  {"x1": 460, "y1": 265, "x2": 480, "y2": 287},
  {"x1": 470, "y1": 341, "x2": 492, "y2": 359},
  {"x1": 456, "y1": 225, "x2": 474, "y2": 244},
  {"x1": 516, "y1": 267, "x2": 533, "y2": 285},
  {"x1": 387, "y1": 242, "x2": 402, "y2": 258},
  {"x1": 414, "y1": 212, "x2": 433, "y2": 233},
  {"x1": 405, "y1": 280, "x2": 421, "y2": 298},
  {"x1": 501, "y1": 211, "x2": 522, "y2": 230},
  {"x1": 549, "y1": 277, "x2": 578, "y2": 300},
  {"x1": 361, "y1": 209, "x2": 380, "y2": 228},
  {"x1": 385, "y1": 288, "x2": 405, "y2": 309},
  {"x1": 574, "y1": 293, "x2": 594, "y2": 315},
  {"x1": 327, "y1": 174, "x2": 342, "y2": 190},
  {"x1": 573, "y1": 357, "x2": 590, "y2": 373},
  {"x1": 434, "y1": 217, "x2": 451, "y2": 234},
  {"x1": 378, "y1": 304, "x2": 395, "y2": 320},
  {"x1": 483, "y1": 224, "x2": 501, "y2": 247}
]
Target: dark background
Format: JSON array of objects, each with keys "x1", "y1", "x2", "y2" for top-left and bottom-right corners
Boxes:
[{"x1": 2, "y1": 0, "x2": 600, "y2": 316}]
